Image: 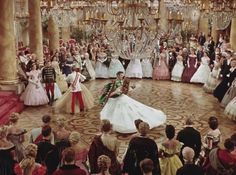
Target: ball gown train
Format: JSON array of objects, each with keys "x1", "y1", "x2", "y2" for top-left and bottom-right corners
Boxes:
[
  {"x1": 20, "y1": 70, "x2": 49, "y2": 106},
  {"x1": 100, "y1": 94, "x2": 166, "y2": 133},
  {"x1": 53, "y1": 84, "x2": 94, "y2": 114}
]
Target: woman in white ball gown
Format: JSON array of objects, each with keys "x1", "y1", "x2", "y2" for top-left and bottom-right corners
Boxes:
[
  {"x1": 190, "y1": 51, "x2": 211, "y2": 84},
  {"x1": 171, "y1": 50, "x2": 184, "y2": 82},
  {"x1": 141, "y1": 57, "x2": 153, "y2": 78},
  {"x1": 125, "y1": 55, "x2": 143, "y2": 78},
  {"x1": 95, "y1": 51, "x2": 109, "y2": 78},
  {"x1": 20, "y1": 63, "x2": 49, "y2": 106},
  {"x1": 203, "y1": 56, "x2": 221, "y2": 93},
  {"x1": 108, "y1": 53, "x2": 125, "y2": 78},
  {"x1": 84, "y1": 53, "x2": 96, "y2": 80},
  {"x1": 100, "y1": 71, "x2": 166, "y2": 133}
]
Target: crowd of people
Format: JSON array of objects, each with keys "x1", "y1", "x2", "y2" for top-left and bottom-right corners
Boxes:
[
  {"x1": 0, "y1": 113, "x2": 236, "y2": 175},
  {"x1": 16, "y1": 31, "x2": 236, "y2": 120},
  {"x1": 1, "y1": 31, "x2": 233, "y2": 175}
]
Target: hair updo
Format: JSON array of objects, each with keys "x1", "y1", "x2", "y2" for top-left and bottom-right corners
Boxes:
[
  {"x1": 101, "y1": 120, "x2": 112, "y2": 133},
  {"x1": 165, "y1": 125, "x2": 175, "y2": 140},
  {"x1": 208, "y1": 116, "x2": 218, "y2": 130},
  {"x1": 97, "y1": 155, "x2": 111, "y2": 173},
  {"x1": 9, "y1": 112, "x2": 20, "y2": 124},
  {"x1": 19, "y1": 144, "x2": 38, "y2": 172},
  {"x1": 24, "y1": 143, "x2": 38, "y2": 158},
  {"x1": 56, "y1": 117, "x2": 67, "y2": 128},
  {"x1": 69, "y1": 131, "x2": 80, "y2": 145}
]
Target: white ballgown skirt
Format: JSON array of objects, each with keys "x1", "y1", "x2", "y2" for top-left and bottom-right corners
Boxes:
[
  {"x1": 141, "y1": 59, "x2": 153, "y2": 78},
  {"x1": 20, "y1": 82, "x2": 49, "y2": 106},
  {"x1": 225, "y1": 97, "x2": 236, "y2": 121},
  {"x1": 126, "y1": 59, "x2": 143, "y2": 78},
  {"x1": 171, "y1": 62, "x2": 184, "y2": 82},
  {"x1": 108, "y1": 59, "x2": 125, "y2": 78},
  {"x1": 100, "y1": 94, "x2": 166, "y2": 133},
  {"x1": 85, "y1": 59, "x2": 96, "y2": 80},
  {"x1": 203, "y1": 69, "x2": 221, "y2": 93},
  {"x1": 190, "y1": 64, "x2": 211, "y2": 84},
  {"x1": 95, "y1": 61, "x2": 109, "y2": 78}
]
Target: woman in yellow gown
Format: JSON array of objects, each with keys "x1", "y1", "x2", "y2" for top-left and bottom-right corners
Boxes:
[
  {"x1": 159, "y1": 125, "x2": 183, "y2": 175},
  {"x1": 53, "y1": 83, "x2": 94, "y2": 114},
  {"x1": 51, "y1": 56, "x2": 68, "y2": 93}
]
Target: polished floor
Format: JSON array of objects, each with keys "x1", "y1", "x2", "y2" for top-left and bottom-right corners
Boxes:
[{"x1": 18, "y1": 79, "x2": 236, "y2": 158}]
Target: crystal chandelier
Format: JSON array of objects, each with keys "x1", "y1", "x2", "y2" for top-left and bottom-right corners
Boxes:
[
  {"x1": 198, "y1": 0, "x2": 236, "y2": 30},
  {"x1": 107, "y1": 0, "x2": 160, "y2": 16},
  {"x1": 40, "y1": 0, "x2": 89, "y2": 27},
  {"x1": 103, "y1": 0, "x2": 163, "y2": 60},
  {"x1": 40, "y1": 0, "x2": 163, "y2": 59},
  {"x1": 15, "y1": 0, "x2": 29, "y2": 19}
]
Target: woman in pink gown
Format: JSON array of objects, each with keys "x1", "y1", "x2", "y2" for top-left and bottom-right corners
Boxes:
[
  {"x1": 20, "y1": 63, "x2": 49, "y2": 106},
  {"x1": 153, "y1": 51, "x2": 170, "y2": 80},
  {"x1": 69, "y1": 131, "x2": 89, "y2": 174}
]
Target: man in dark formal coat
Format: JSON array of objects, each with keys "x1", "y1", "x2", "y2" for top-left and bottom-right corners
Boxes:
[
  {"x1": 198, "y1": 32, "x2": 206, "y2": 46},
  {"x1": 123, "y1": 122, "x2": 161, "y2": 175},
  {"x1": 177, "y1": 118, "x2": 202, "y2": 162},
  {"x1": 219, "y1": 50, "x2": 232, "y2": 79},
  {"x1": 168, "y1": 47, "x2": 177, "y2": 72},
  {"x1": 36, "y1": 125, "x2": 59, "y2": 175},
  {"x1": 207, "y1": 36, "x2": 215, "y2": 64},
  {"x1": 52, "y1": 148, "x2": 86, "y2": 175},
  {"x1": 214, "y1": 57, "x2": 236, "y2": 102},
  {"x1": 176, "y1": 147, "x2": 204, "y2": 175},
  {"x1": 196, "y1": 46, "x2": 204, "y2": 63}
]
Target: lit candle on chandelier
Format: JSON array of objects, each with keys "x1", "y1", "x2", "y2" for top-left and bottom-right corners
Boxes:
[
  {"x1": 222, "y1": 2, "x2": 225, "y2": 9},
  {"x1": 168, "y1": 11, "x2": 172, "y2": 19},
  {"x1": 233, "y1": 3, "x2": 236, "y2": 9},
  {"x1": 202, "y1": 3, "x2": 205, "y2": 10}
]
